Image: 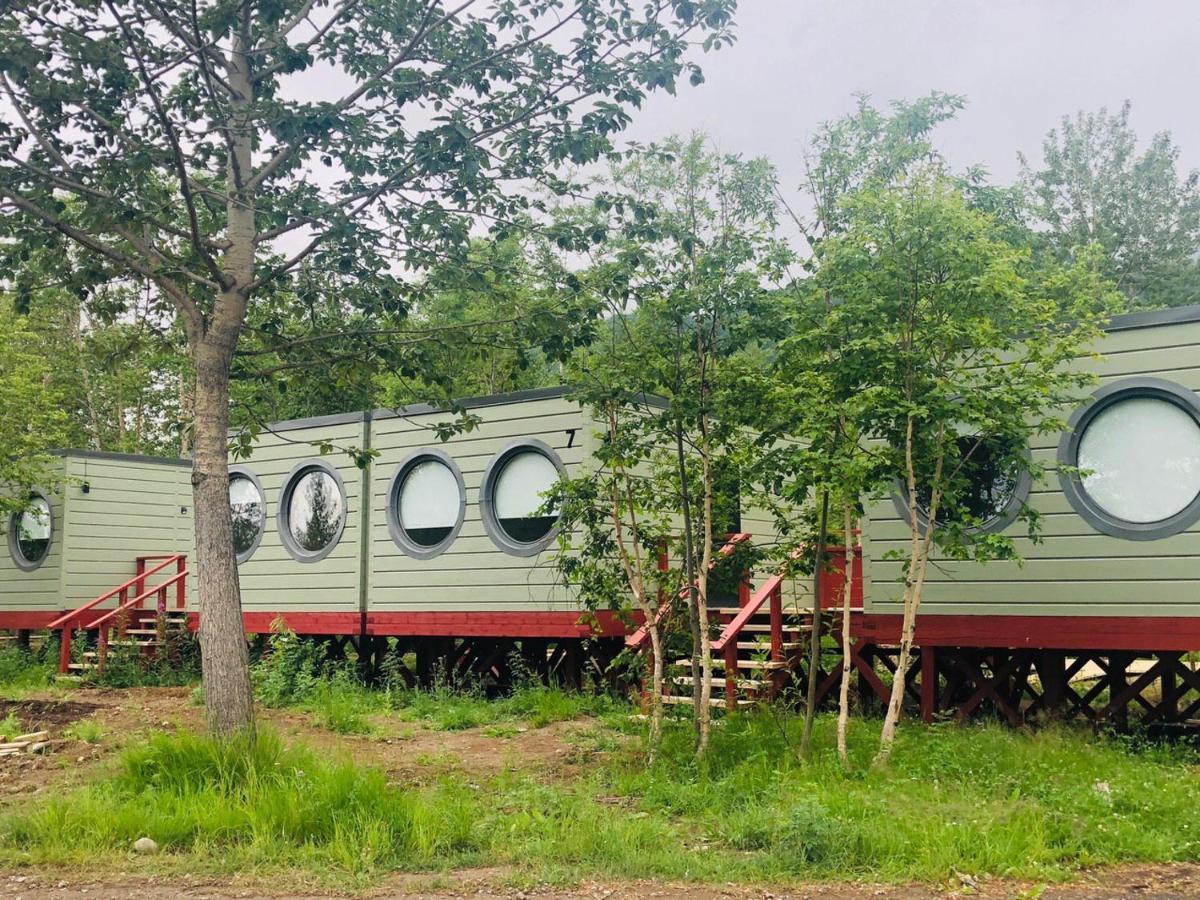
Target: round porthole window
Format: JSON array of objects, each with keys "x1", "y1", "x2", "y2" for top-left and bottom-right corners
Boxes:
[
  {"x1": 228, "y1": 468, "x2": 266, "y2": 563},
  {"x1": 1059, "y1": 377, "x2": 1200, "y2": 541},
  {"x1": 480, "y1": 440, "x2": 565, "y2": 556},
  {"x1": 9, "y1": 491, "x2": 51, "y2": 571},
  {"x1": 277, "y1": 460, "x2": 347, "y2": 562},
  {"x1": 893, "y1": 434, "x2": 1032, "y2": 535},
  {"x1": 386, "y1": 449, "x2": 466, "y2": 559}
]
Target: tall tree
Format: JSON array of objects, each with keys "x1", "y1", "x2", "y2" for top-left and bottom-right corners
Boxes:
[
  {"x1": 1020, "y1": 102, "x2": 1200, "y2": 309},
  {"x1": 558, "y1": 134, "x2": 791, "y2": 757},
  {"x1": 0, "y1": 0, "x2": 735, "y2": 737},
  {"x1": 808, "y1": 169, "x2": 1116, "y2": 764}
]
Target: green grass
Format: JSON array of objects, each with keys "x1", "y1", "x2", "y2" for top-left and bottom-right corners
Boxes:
[
  {"x1": 2, "y1": 709, "x2": 1199, "y2": 888},
  {"x1": 1, "y1": 729, "x2": 482, "y2": 883},
  {"x1": 62, "y1": 719, "x2": 105, "y2": 744},
  {"x1": 0, "y1": 711, "x2": 22, "y2": 740},
  {"x1": 0, "y1": 644, "x2": 56, "y2": 695},
  {"x1": 387, "y1": 683, "x2": 623, "y2": 731}
]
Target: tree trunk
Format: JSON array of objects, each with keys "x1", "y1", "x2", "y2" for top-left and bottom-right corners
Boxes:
[
  {"x1": 646, "y1": 622, "x2": 665, "y2": 761},
  {"x1": 800, "y1": 490, "x2": 829, "y2": 759},
  {"x1": 836, "y1": 507, "x2": 856, "y2": 766},
  {"x1": 192, "y1": 336, "x2": 255, "y2": 738},
  {"x1": 675, "y1": 423, "x2": 703, "y2": 740},
  {"x1": 695, "y1": 414, "x2": 716, "y2": 760},
  {"x1": 876, "y1": 421, "x2": 940, "y2": 766}
]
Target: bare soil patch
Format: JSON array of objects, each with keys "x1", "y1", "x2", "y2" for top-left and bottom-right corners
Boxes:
[
  {"x1": 0, "y1": 699, "x2": 103, "y2": 732},
  {"x1": 0, "y1": 686, "x2": 598, "y2": 808}
]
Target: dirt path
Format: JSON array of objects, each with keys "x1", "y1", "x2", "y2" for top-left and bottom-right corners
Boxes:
[{"x1": 5, "y1": 864, "x2": 1200, "y2": 898}]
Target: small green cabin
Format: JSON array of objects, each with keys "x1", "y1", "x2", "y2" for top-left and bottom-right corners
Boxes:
[
  {"x1": 860, "y1": 305, "x2": 1200, "y2": 620},
  {"x1": 0, "y1": 451, "x2": 193, "y2": 623}
]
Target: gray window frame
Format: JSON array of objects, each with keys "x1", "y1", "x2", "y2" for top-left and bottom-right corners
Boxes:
[
  {"x1": 479, "y1": 438, "x2": 565, "y2": 557},
  {"x1": 228, "y1": 466, "x2": 266, "y2": 564},
  {"x1": 891, "y1": 440, "x2": 1033, "y2": 537},
  {"x1": 385, "y1": 448, "x2": 466, "y2": 560},
  {"x1": 8, "y1": 488, "x2": 52, "y2": 572},
  {"x1": 1057, "y1": 376, "x2": 1200, "y2": 541},
  {"x1": 276, "y1": 459, "x2": 348, "y2": 563}
]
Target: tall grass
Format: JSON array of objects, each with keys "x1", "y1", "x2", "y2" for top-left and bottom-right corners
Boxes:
[
  {"x1": 3, "y1": 730, "x2": 481, "y2": 879},
  {"x1": 4, "y1": 713, "x2": 1200, "y2": 886},
  {"x1": 0, "y1": 642, "x2": 57, "y2": 694},
  {"x1": 250, "y1": 626, "x2": 626, "y2": 733},
  {"x1": 599, "y1": 710, "x2": 1200, "y2": 881}
]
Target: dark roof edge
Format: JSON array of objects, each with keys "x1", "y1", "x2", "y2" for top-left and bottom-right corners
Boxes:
[
  {"x1": 1104, "y1": 303, "x2": 1200, "y2": 333},
  {"x1": 371, "y1": 385, "x2": 576, "y2": 422},
  {"x1": 241, "y1": 409, "x2": 367, "y2": 435},
  {"x1": 54, "y1": 448, "x2": 193, "y2": 468},
  {"x1": 256, "y1": 385, "x2": 583, "y2": 434}
]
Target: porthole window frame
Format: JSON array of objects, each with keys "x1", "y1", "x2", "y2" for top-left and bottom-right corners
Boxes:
[
  {"x1": 385, "y1": 448, "x2": 467, "y2": 560},
  {"x1": 1058, "y1": 376, "x2": 1200, "y2": 541},
  {"x1": 479, "y1": 438, "x2": 566, "y2": 558},
  {"x1": 228, "y1": 466, "x2": 266, "y2": 564},
  {"x1": 891, "y1": 439, "x2": 1034, "y2": 537},
  {"x1": 276, "y1": 459, "x2": 348, "y2": 563},
  {"x1": 8, "y1": 488, "x2": 53, "y2": 572}
]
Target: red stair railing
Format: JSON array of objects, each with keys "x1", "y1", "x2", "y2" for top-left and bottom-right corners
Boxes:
[
  {"x1": 625, "y1": 533, "x2": 752, "y2": 650},
  {"x1": 48, "y1": 554, "x2": 188, "y2": 674}
]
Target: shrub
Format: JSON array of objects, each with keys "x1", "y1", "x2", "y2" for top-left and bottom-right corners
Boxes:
[{"x1": 250, "y1": 626, "x2": 329, "y2": 706}]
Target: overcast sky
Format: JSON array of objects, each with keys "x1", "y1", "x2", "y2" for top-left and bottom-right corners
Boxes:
[{"x1": 625, "y1": 0, "x2": 1200, "y2": 204}]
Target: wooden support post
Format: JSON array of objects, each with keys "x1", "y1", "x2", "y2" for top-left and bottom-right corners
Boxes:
[
  {"x1": 58, "y1": 624, "x2": 72, "y2": 674},
  {"x1": 562, "y1": 641, "x2": 581, "y2": 691},
  {"x1": 135, "y1": 557, "x2": 146, "y2": 603},
  {"x1": 15, "y1": 629, "x2": 30, "y2": 651},
  {"x1": 920, "y1": 647, "x2": 935, "y2": 723},
  {"x1": 97, "y1": 626, "x2": 108, "y2": 673},
  {"x1": 1110, "y1": 653, "x2": 1130, "y2": 730},
  {"x1": 1039, "y1": 650, "x2": 1067, "y2": 719},
  {"x1": 1161, "y1": 653, "x2": 1180, "y2": 723}
]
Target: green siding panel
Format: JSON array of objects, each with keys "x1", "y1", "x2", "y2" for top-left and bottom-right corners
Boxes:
[
  {"x1": 233, "y1": 421, "x2": 364, "y2": 613},
  {"x1": 0, "y1": 459, "x2": 67, "y2": 612},
  {"x1": 860, "y1": 317, "x2": 1200, "y2": 618},
  {"x1": 368, "y1": 396, "x2": 584, "y2": 612}
]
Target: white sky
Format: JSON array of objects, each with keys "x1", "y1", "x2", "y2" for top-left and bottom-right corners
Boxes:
[{"x1": 625, "y1": 0, "x2": 1200, "y2": 202}]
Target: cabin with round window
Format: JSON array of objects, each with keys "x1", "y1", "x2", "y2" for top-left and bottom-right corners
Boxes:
[
  {"x1": 859, "y1": 304, "x2": 1200, "y2": 630},
  {"x1": 0, "y1": 451, "x2": 193, "y2": 630}
]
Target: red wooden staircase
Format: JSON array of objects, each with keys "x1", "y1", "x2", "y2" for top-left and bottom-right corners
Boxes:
[
  {"x1": 628, "y1": 535, "x2": 860, "y2": 711},
  {"x1": 47, "y1": 554, "x2": 190, "y2": 675}
]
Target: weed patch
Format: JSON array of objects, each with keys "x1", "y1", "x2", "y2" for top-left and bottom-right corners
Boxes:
[
  {"x1": 0, "y1": 641, "x2": 57, "y2": 694},
  {"x1": 0, "y1": 730, "x2": 482, "y2": 881}
]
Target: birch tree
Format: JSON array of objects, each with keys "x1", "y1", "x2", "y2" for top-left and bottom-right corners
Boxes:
[{"x1": 810, "y1": 169, "x2": 1116, "y2": 764}]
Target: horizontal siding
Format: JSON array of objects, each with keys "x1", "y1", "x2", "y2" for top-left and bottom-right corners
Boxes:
[
  {"x1": 861, "y1": 318, "x2": 1200, "y2": 617},
  {"x1": 369, "y1": 397, "x2": 585, "y2": 612},
  {"x1": 0, "y1": 460, "x2": 66, "y2": 611},
  {"x1": 231, "y1": 420, "x2": 365, "y2": 613},
  {"x1": 61, "y1": 456, "x2": 193, "y2": 608}
]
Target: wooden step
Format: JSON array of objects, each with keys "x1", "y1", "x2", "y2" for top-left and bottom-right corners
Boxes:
[
  {"x1": 739, "y1": 623, "x2": 811, "y2": 633},
  {"x1": 736, "y1": 641, "x2": 802, "y2": 650},
  {"x1": 675, "y1": 658, "x2": 787, "y2": 671},
  {"x1": 670, "y1": 675, "x2": 769, "y2": 690},
  {"x1": 661, "y1": 694, "x2": 756, "y2": 708}
]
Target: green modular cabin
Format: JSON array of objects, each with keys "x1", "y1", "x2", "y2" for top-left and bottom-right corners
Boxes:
[
  {"x1": 0, "y1": 451, "x2": 193, "y2": 630},
  {"x1": 3, "y1": 306, "x2": 1200, "y2": 687},
  {"x1": 857, "y1": 304, "x2": 1200, "y2": 633}
]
